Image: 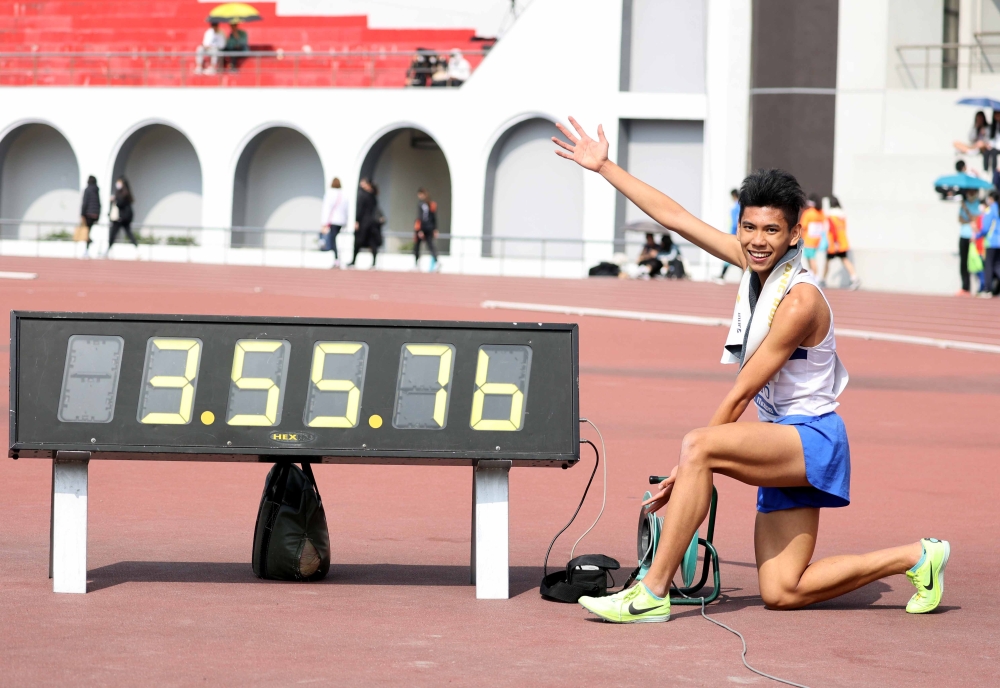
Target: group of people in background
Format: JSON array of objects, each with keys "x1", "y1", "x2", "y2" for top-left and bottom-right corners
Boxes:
[
  {"x1": 320, "y1": 177, "x2": 442, "y2": 272},
  {"x1": 195, "y1": 20, "x2": 250, "y2": 75},
  {"x1": 716, "y1": 188, "x2": 859, "y2": 289},
  {"x1": 953, "y1": 109, "x2": 1000, "y2": 175},
  {"x1": 406, "y1": 48, "x2": 471, "y2": 87},
  {"x1": 77, "y1": 175, "x2": 139, "y2": 258},
  {"x1": 956, "y1": 185, "x2": 1000, "y2": 297}
]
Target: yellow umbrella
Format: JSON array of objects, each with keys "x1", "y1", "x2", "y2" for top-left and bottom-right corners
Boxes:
[{"x1": 207, "y1": 3, "x2": 262, "y2": 24}]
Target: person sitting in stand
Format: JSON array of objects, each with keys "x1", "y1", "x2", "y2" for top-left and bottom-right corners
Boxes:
[
  {"x1": 637, "y1": 232, "x2": 663, "y2": 278},
  {"x1": 223, "y1": 20, "x2": 249, "y2": 71},
  {"x1": 447, "y1": 49, "x2": 471, "y2": 86},
  {"x1": 430, "y1": 54, "x2": 450, "y2": 87},
  {"x1": 195, "y1": 22, "x2": 226, "y2": 74},
  {"x1": 659, "y1": 231, "x2": 685, "y2": 279}
]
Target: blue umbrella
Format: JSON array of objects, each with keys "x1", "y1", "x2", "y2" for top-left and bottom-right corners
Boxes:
[
  {"x1": 934, "y1": 173, "x2": 993, "y2": 190},
  {"x1": 957, "y1": 97, "x2": 1000, "y2": 110}
]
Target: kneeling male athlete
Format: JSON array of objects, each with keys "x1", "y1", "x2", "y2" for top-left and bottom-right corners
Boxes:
[{"x1": 552, "y1": 117, "x2": 949, "y2": 623}]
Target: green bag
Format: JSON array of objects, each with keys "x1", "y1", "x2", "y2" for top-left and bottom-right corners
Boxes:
[
  {"x1": 968, "y1": 242, "x2": 984, "y2": 274},
  {"x1": 252, "y1": 462, "x2": 331, "y2": 581}
]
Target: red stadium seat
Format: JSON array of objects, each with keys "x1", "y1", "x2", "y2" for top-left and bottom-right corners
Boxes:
[{"x1": 0, "y1": 0, "x2": 490, "y2": 87}]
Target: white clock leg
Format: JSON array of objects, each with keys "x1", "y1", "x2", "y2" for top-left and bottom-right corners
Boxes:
[
  {"x1": 51, "y1": 457, "x2": 89, "y2": 594},
  {"x1": 473, "y1": 460, "x2": 511, "y2": 599}
]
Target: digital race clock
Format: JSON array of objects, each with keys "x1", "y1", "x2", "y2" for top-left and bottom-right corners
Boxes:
[{"x1": 9, "y1": 312, "x2": 579, "y2": 466}]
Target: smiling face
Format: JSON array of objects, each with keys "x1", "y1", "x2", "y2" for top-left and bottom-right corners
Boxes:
[{"x1": 738, "y1": 206, "x2": 801, "y2": 279}]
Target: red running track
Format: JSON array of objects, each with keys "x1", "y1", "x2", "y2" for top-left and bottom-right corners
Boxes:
[{"x1": 1, "y1": 258, "x2": 998, "y2": 687}]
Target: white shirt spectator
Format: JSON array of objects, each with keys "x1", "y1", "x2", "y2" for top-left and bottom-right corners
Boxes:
[
  {"x1": 321, "y1": 187, "x2": 348, "y2": 227},
  {"x1": 447, "y1": 50, "x2": 471, "y2": 82},
  {"x1": 203, "y1": 27, "x2": 226, "y2": 51},
  {"x1": 196, "y1": 27, "x2": 226, "y2": 73}
]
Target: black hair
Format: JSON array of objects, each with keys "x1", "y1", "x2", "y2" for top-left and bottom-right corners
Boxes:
[
  {"x1": 990, "y1": 190, "x2": 999, "y2": 202},
  {"x1": 829, "y1": 195, "x2": 841, "y2": 209},
  {"x1": 87, "y1": 175, "x2": 97, "y2": 185},
  {"x1": 956, "y1": 160, "x2": 967, "y2": 172},
  {"x1": 737, "y1": 169, "x2": 806, "y2": 231},
  {"x1": 730, "y1": 188, "x2": 738, "y2": 198},
  {"x1": 116, "y1": 176, "x2": 133, "y2": 204},
  {"x1": 991, "y1": 110, "x2": 1000, "y2": 140}
]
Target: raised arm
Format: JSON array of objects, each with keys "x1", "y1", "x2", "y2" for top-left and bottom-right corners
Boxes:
[{"x1": 553, "y1": 116, "x2": 745, "y2": 267}]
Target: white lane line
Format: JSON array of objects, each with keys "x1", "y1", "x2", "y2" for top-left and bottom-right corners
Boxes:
[
  {"x1": 480, "y1": 300, "x2": 1000, "y2": 355},
  {"x1": 0, "y1": 271, "x2": 37, "y2": 280}
]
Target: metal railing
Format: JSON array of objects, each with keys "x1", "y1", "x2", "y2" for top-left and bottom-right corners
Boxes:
[
  {"x1": 0, "y1": 218, "x2": 714, "y2": 280},
  {"x1": 895, "y1": 33, "x2": 1000, "y2": 89},
  {"x1": 0, "y1": 49, "x2": 487, "y2": 88}
]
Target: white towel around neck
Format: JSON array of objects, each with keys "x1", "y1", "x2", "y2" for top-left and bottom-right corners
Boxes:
[{"x1": 721, "y1": 244, "x2": 803, "y2": 368}]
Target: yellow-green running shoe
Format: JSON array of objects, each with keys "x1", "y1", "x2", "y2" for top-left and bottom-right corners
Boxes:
[
  {"x1": 905, "y1": 538, "x2": 950, "y2": 614},
  {"x1": 579, "y1": 583, "x2": 670, "y2": 623}
]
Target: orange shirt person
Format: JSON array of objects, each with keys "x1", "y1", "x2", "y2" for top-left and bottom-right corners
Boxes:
[
  {"x1": 800, "y1": 194, "x2": 825, "y2": 273},
  {"x1": 823, "y1": 196, "x2": 860, "y2": 290}
]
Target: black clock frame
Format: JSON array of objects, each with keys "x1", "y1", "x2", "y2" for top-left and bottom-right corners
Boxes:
[{"x1": 9, "y1": 311, "x2": 580, "y2": 468}]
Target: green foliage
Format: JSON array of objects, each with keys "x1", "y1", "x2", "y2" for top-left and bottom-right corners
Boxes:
[{"x1": 42, "y1": 230, "x2": 74, "y2": 241}]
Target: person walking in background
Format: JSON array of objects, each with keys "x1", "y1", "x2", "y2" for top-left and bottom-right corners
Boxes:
[
  {"x1": 956, "y1": 189, "x2": 980, "y2": 296},
  {"x1": 349, "y1": 178, "x2": 382, "y2": 268},
  {"x1": 79, "y1": 175, "x2": 101, "y2": 257},
  {"x1": 823, "y1": 196, "x2": 861, "y2": 290},
  {"x1": 800, "y1": 194, "x2": 826, "y2": 274},
  {"x1": 320, "y1": 177, "x2": 347, "y2": 268},
  {"x1": 106, "y1": 177, "x2": 138, "y2": 257},
  {"x1": 714, "y1": 188, "x2": 740, "y2": 283},
  {"x1": 413, "y1": 188, "x2": 440, "y2": 272},
  {"x1": 978, "y1": 189, "x2": 1000, "y2": 296},
  {"x1": 973, "y1": 199, "x2": 989, "y2": 293}
]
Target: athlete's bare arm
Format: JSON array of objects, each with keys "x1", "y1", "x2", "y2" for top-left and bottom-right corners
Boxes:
[
  {"x1": 553, "y1": 117, "x2": 744, "y2": 266},
  {"x1": 643, "y1": 284, "x2": 829, "y2": 511}
]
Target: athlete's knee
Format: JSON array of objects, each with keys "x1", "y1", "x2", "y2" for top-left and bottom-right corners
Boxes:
[
  {"x1": 678, "y1": 429, "x2": 710, "y2": 470},
  {"x1": 759, "y1": 583, "x2": 806, "y2": 610}
]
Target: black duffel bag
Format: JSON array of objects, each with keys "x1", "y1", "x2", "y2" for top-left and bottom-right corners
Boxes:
[
  {"x1": 540, "y1": 554, "x2": 620, "y2": 603},
  {"x1": 252, "y1": 462, "x2": 331, "y2": 581}
]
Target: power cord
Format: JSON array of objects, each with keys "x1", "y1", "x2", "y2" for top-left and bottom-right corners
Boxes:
[
  {"x1": 542, "y1": 437, "x2": 599, "y2": 576},
  {"x1": 671, "y1": 578, "x2": 810, "y2": 687},
  {"x1": 571, "y1": 419, "x2": 607, "y2": 559},
  {"x1": 542, "y1": 418, "x2": 609, "y2": 575}
]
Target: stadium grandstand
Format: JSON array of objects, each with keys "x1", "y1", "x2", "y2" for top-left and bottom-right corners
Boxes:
[
  {"x1": 0, "y1": 1, "x2": 492, "y2": 87},
  {"x1": 0, "y1": 0, "x2": 989, "y2": 294}
]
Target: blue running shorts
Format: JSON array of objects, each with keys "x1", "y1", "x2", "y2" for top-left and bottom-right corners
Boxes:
[{"x1": 757, "y1": 412, "x2": 851, "y2": 513}]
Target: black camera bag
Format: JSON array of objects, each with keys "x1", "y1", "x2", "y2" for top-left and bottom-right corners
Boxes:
[{"x1": 252, "y1": 462, "x2": 330, "y2": 581}]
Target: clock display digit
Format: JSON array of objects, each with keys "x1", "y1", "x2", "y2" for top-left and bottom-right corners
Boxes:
[
  {"x1": 57, "y1": 335, "x2": 125, "y2": 423},
  {"x1": 137, "y1": 338, "x2": 203, "y2": 425},
  {"x1": 392, "y1": 343, "x2": 455, "y2": 429},
  {"x1": 470, "y1": 345, "x2": 532, "y2": 431},
  {"x1": 226, "y1": 340, "x2": 291, "y2": 426},
  {"x1": 304, "y1": 341, "x2": 369, "y2": 428}
]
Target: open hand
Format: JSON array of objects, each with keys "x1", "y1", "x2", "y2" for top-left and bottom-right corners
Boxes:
[
  {"x1": 552, "y1": 116, "x2": 609, "y2": 173},
  {"x1": 641, "y1": 465, "x2": 678, "y2": 515}
]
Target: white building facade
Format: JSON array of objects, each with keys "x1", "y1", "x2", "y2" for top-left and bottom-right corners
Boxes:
[{"x1": 0, "y1": 0, "x2": 979, "y2": 293}]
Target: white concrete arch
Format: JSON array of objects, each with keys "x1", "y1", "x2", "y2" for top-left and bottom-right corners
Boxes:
[
  {"x1": 482, "y1": 115, "x2": 584, "y2": 258},
  {"x1": 480, "y1": 111, "x2": 561, "y2": 158},
  {"x1": 110, "y1": 120, "x2": 203, "y2": 230},
  {"x1": 0, "y1": 119, "x2": 80, "y2": 239},
  {"x1": 231, "y1": 124, "x2": 325, "y2": 248},
  {"x1": 357, "y1": 123, "x2": 452, "y2": 254}
]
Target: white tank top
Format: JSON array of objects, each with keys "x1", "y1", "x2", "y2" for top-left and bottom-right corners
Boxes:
[{"x1": 753, "y1": 270, "x2": 843, "y2": 421}]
